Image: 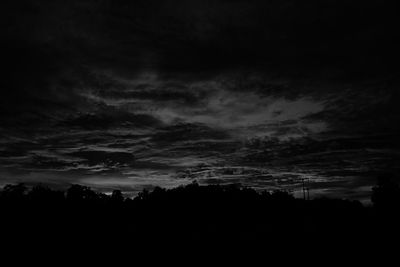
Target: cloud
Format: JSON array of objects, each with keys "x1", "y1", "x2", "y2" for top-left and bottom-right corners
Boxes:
[
  {"x1": 60, "y1": 107, "x2": 163, "y2": 130},
  {"x1": 151, "y1": 123, "x2": 231, "y2": 144},
  {"x1": 68, "y1": 150, "x2": 135, "y2": 167},
  {"x1": 1, "y1": 0, "x2": 399, "y2": 201}
]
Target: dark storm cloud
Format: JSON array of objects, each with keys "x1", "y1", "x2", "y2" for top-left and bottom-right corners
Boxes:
[
  {"x1": 68, "y1": 150, "x2": 135, "y2": 167},
  {"x1": 99, "y1": 0, "x2": 398, "y2": 72},
  {"x1": 301, "y1": 80, "x2": 400, "y2": 133},
  {"x1": 60, "y1": 106, "x2": 164, "y2": 130},
  {"x1": 4, "y1": 0, "x2": 399, "y2": 76},
  {"x1": 2, "y1": 0, "x2": 399, "y2": 117},
  {"x1": 151, "y1": 123, "x2": 231, "y2": 144},
  {"x1": 94, "y1": 80, "x2": 210, "y2": 106},
  {"x1": 1, "y1": 0, "x2": 399, "y2": 199}
]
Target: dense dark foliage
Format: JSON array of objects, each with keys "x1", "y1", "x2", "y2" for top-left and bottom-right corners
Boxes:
[{"x1": 0, "y1": 177, "x2": 399, "y2": 262}]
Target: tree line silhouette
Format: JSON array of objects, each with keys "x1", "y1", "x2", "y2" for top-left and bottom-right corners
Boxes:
[{"x1": 1, "y1": 175, "x2": 399, "y2": 259}]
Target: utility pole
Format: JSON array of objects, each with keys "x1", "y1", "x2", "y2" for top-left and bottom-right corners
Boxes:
[
  {"x1": 302, "y1": 178, "x2": 306, "y2": 200},
  {"x1": 302, "y1": 178, "x2": 311, "y2": 201}
]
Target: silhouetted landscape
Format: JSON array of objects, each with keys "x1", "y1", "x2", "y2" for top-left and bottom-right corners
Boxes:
[{"x1": 1, "y1": 174, "x2": 399, "y2": 260}]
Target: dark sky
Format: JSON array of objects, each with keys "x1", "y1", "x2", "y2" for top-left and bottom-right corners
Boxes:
[{"x1": 1, "y1": 0, "x2": 400, "y2": 201}]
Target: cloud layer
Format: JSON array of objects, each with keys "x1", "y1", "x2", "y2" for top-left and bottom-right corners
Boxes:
[{"x1": 1, "y1": 0, "x2": 399, "y2": 201}]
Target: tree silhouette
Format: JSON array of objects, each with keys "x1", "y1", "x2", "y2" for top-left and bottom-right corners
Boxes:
[
  {"x1": 66, "y1": 184, "x2": 97, "y2": 202},
  {"x1": 0, "y1": 178, "x2": 397, "y2": 256},
  {"x1": 0, "y1": 183, "x2": 27, "y2": 202},
  {"x1": 28, "y1": 184, "x2": 64, "y2": 204},
  {"x1": 111, "y1": 189, "x2": 124, "y2": 203},
  {"x1": 372, "y1": 174, "x2": 400, "y2": 209}
]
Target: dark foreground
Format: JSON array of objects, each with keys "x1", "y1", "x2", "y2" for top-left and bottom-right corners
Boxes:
[{"x1": 1, "y1": 178, "x2": 399, "y2": 263}]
